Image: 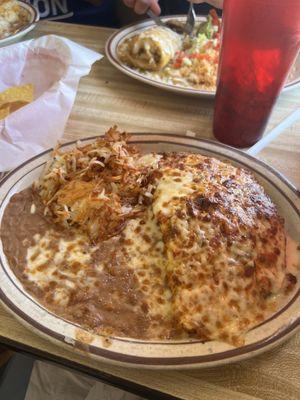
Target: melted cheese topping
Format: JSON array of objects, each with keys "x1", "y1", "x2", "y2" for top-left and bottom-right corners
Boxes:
[
  {"x1": 122, "y1": 211, "x2": 173, "y2": 338},
  {"x1": 151, "y1": 154, "x2": 287, "y2": 345},
  {"x1": 26, "y1": 232, "x2": 95, "y2": 305},
  {"x1": 153, "y1": 168, "x2": 195, "y2": 216},
  {"x1": 118, "y1": 27, "x2": 182, "y2": 71},
  {"x1": 15, "y1": 141, "x2": 295, "y2": 345}
]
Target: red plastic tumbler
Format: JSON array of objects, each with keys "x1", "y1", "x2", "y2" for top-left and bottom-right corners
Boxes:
[{"x1": 213, "y1": 0, "x2": 300, "y2": 148}]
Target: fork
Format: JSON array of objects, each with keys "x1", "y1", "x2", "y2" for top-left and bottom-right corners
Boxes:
[
  {"x1": 185, "y1": 1, "x2": 196, "y2": 36},
  {"x1": 147, "y1": 5, "x2": 196, "y2": 36},
  {"x1": 146, "y1": 9, "x2": 169, "y2": 29}
]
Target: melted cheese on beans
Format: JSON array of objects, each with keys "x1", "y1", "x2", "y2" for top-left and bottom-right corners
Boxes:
[
  {"x1": 122, "y1": 212, "x2": 173, "y2": 338},
  {"x1": 24, "y1": 213, "x2": 173, "y2": 339},
  {"x1": 25, "y1": 232, "x2": 95, "y2": 305}
]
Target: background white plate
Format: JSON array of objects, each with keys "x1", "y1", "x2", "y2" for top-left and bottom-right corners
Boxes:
[
  {"x1": 106, "y1": 16, "x2": 300, "y2": 97},
  {"x1": 0, "y1": 1, "x2": 39, "y2": 48},
  {"x1": 0, "y1": 135, "x2": 299, "y2": 369}
]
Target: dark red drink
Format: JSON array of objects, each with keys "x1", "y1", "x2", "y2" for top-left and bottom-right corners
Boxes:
[{"x1": 213, "y1": 0, "x2": 300, "y2": 148}]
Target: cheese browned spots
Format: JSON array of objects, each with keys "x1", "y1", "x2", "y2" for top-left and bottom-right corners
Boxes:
[
  {"x1": 1, "y1": 130, "x2": 297, "y2": 345},
  {"x1": 152, "y1": 154, "x2": 287, "y2": 345}
]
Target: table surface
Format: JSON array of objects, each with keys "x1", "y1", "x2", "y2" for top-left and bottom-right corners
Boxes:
[{"x1": 0, "y1": 21, "x2": 300, "y2": 400}]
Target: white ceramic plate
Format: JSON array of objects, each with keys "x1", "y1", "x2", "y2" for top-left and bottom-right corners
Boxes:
[
  {"x1": 0, "y1": 135, "x2": 299, "y2": 369},
  {"x1": 0, "y1": 1, "x2": 39, "y2": 48},
  {"x1": 106, "y1": 16, "x2": 300, "y2": 97}
]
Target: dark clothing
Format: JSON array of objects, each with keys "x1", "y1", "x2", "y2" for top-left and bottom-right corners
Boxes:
[
  {"x1": 160, "y1": 1, "x2": 222, "y2": 16},
  {"x1": 26, "y1": 1, "x2": 221, "y2": 28},
  {"x1": 26, "y1": 0, "x2": 118, "y2": 27}
]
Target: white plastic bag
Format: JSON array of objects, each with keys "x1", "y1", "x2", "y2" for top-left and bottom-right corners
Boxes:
[
  {"x1": 0, "y1": 34, "x2": 102, "y2": 171},
  {"x1": 25, "y1": 361, "x2": 144, "y2": 400}
]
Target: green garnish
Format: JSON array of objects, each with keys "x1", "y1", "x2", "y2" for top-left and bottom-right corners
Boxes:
[
  {"x1": 197, "y1": 15, "x2": 213, "y2": 39},
  {"x1": 187, "y1": 33, "x2": 207, "y2": 54}
]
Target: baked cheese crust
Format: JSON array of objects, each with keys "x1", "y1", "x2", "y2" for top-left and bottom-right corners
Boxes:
[{"x1": 1, "y1": 128, "x2": 297, "y2": 345}]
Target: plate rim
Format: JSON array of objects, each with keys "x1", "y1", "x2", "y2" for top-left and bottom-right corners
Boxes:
[
  {"x1": 105, "y1": 15, "x2": 300, "y2": 97},
  {"x1": 0, "y1": 134, "x2": 299, "y2": 368}
]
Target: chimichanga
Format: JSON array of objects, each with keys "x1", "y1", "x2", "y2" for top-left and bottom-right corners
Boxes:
[{"x1": 118, "y1": 26, "x2": 182, "y2": 71}]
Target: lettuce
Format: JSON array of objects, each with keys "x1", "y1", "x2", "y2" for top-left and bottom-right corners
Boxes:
[{"x1": 197, "y1": 15, "x2": 213, "y2": 39}]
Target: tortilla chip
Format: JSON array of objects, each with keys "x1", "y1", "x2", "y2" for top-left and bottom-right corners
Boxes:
[
  {"x1": 0, "y1": 100, "x2": 28, "y2": 113},
  {"x1": 0, "y1": 84, "x2": 34, "y2": 105},
  {"x1": 0, "y1": 106, "x2": 10, "y2": 120},
  {"x1": 0, "y1": 84, "x2": 34, "y2": 117}
]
